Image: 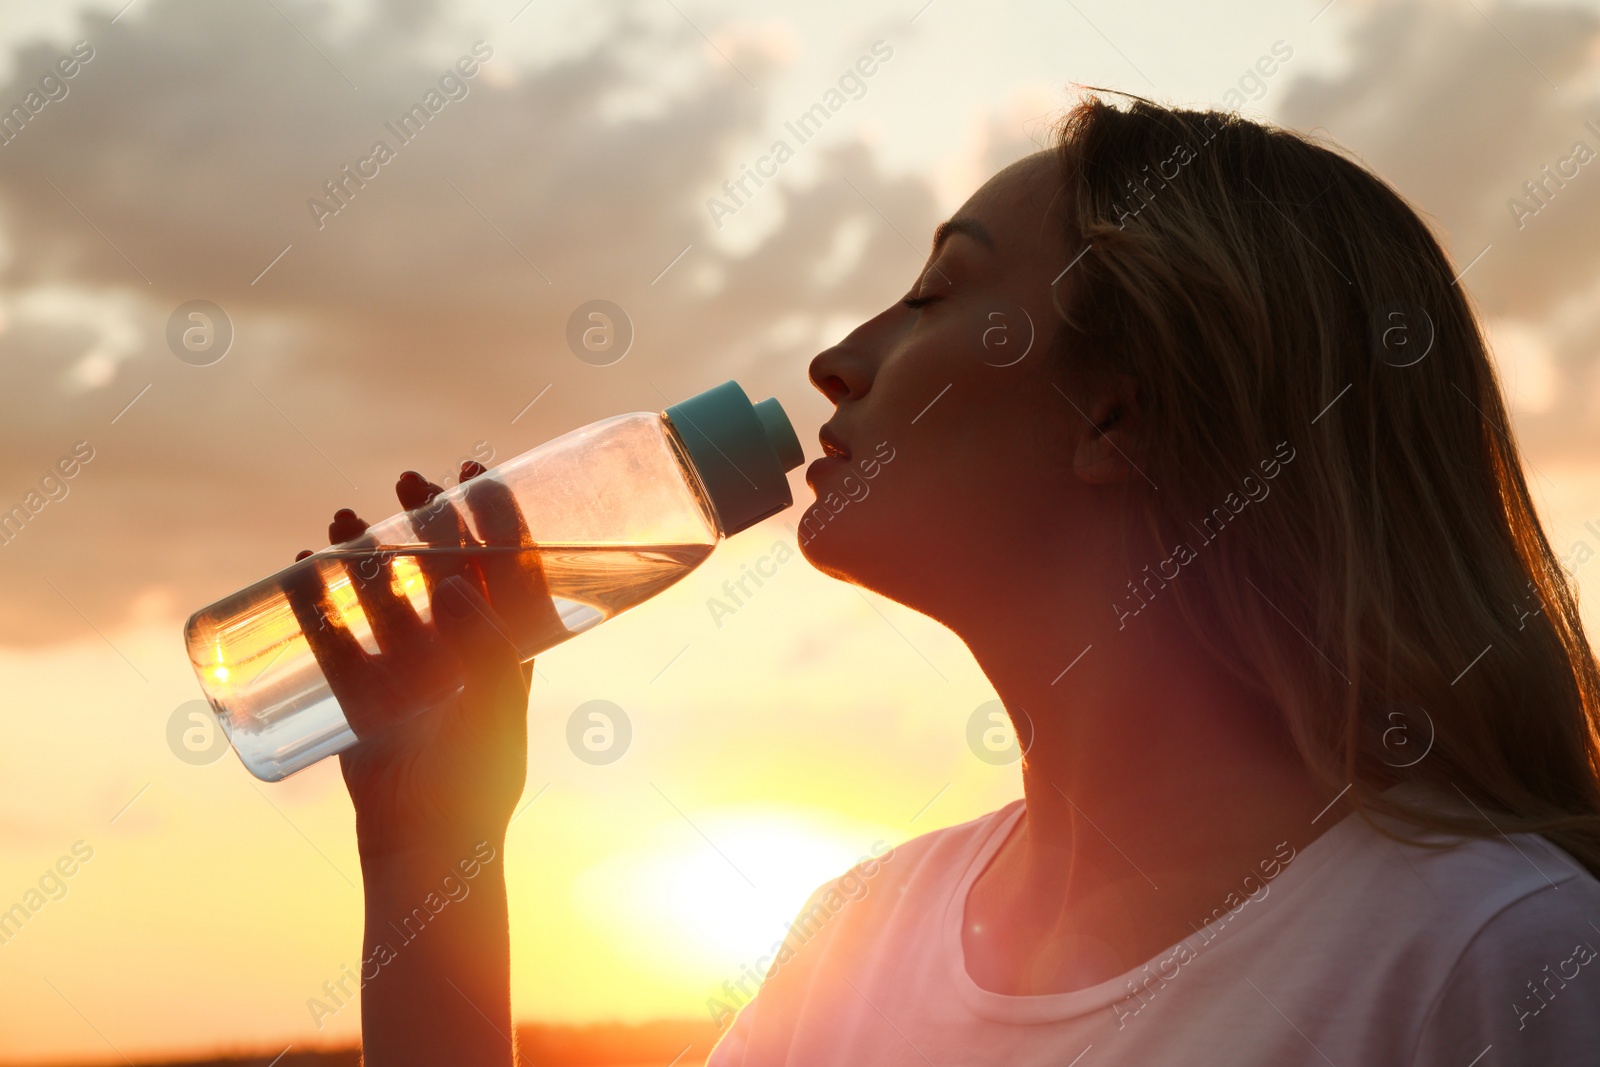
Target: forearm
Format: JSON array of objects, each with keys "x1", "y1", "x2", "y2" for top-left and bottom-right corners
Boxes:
[{"x1": 358, "y1": 836, "x2": 514, "y2": 1066}]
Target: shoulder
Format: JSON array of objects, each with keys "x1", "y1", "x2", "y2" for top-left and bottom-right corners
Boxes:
[
  {"x1": 1409, "y1": 860, "x2": 1600, "y2": 1064},
  {"x1": 1334, "y1": 784, "x2": 1595, "y2": 925},
  {"x1": 1353, "y1": 794, "x2": 1597, "y2": 960},
  {"x1": 862, "y1": 799, "x2": 1024, "y2": 886},
  {"x1": 782, "y1": 799, "x2": 1023, "y2": 964},
  {"x1": 1330, "y1": 788, "x2": 1600, "y2": 1062},
  {"x1": 706, "y1": 800, "x2": 1023, "y2": 1065},
  {"x1": 789, "y1": 799, "x2": 1022, "y2": 930}
]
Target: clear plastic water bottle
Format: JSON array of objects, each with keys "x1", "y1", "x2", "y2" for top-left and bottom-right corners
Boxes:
[{"x1": 183, "y1": 381, "x2": 803, "y2": 782}]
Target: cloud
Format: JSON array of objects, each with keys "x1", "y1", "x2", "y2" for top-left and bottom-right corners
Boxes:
[
  {"x1": 0, "y1": 0, "x2": 944, "y2": 645},
  {"x1": 1276, "y1": 0, "x2": 1600, "y2": 457}
]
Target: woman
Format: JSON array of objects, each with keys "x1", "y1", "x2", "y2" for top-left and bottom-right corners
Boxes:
[{"x1": 304, "y1": 92, "x2": 1600, "y2": 1064}]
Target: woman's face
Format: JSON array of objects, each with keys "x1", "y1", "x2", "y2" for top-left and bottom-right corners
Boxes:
[{"x1": 803, "y1": 150, "x2": 1125, "y2": 621}]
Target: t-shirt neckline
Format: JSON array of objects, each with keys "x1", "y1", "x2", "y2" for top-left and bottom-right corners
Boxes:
[{"x1": 941, "y1": 791, "x2": 1380, "y2": 1024}]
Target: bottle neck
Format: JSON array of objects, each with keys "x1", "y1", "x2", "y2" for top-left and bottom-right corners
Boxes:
[{"x1": 660, "y1": 414, "x2": 727, "y2": 539}]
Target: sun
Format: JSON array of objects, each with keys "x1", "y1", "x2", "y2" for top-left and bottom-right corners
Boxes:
[{"x1": 570, "y1": 807, "x2": 898, "y2": 978}]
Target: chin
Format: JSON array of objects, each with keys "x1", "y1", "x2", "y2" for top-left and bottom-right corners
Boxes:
[
  {"x1": 794, "y1": 491, "x2": 873, "y2": 576},
  {"x1": 794, "y1": 501, "x2": 916, "y2": 603},
  {"x1": 796, "y1": 510, "x2": 852, "y2": 578}
]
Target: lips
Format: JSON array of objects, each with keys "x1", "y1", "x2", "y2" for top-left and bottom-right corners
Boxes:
[{"x1": 818, "y1": 425, "x2": 851, "y2": 461}]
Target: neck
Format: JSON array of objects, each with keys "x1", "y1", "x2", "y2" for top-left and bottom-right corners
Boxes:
[{"x1": 954, "y1": 564, "x2": 1337, "y2": 889}]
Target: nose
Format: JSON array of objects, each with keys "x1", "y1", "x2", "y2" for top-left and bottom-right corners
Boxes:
[{"x1": 808, "y1": 336, "x2": 871, "y2": 405}]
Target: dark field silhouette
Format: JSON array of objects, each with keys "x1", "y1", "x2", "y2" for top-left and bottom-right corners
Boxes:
[{"x1": 6, "y1": 1018, "x2": 719, "y2": 1067}]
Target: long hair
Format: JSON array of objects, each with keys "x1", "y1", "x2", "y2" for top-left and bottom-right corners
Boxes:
[{"x1": 1049, "y1": 90, "x2": 1600, "y2": 877}]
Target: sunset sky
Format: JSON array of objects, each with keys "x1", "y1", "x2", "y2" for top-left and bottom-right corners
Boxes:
[{"x1": 3, "y1": 0, "x2": 1600, "y2": 1060}]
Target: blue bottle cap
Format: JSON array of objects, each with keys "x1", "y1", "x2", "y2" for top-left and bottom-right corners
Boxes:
[{"x1": 664, "y1": 381, "x2": 804, "y2": 537}]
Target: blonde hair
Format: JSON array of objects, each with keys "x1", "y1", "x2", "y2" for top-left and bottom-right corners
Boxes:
[{"x1": 1050, "y1": 91, "x2": 1600, "y2": 877}]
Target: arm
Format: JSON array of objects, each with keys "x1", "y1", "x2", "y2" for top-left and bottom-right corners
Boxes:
[
  {"x1": 298, "y1": 467, "x2": 535, "y2": 1066},
  {"x1": 358, "y1": 836, "x2": 513, "y2": 1064},
  {"x1": 350, "y1": 569, "x2": 526, "y2": 1065}
]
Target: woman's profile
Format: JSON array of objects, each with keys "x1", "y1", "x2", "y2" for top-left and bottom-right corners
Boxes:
[{"x1": 300, "y1": 91, "x2": 1600, "y2": 1065}]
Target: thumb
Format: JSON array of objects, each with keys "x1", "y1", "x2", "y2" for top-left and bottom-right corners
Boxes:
[{"x1": 432, "y1": 575, "x2": 527, "y2": 709}]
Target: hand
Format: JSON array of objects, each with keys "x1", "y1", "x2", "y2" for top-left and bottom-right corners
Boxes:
[
  {"x1": 340, "y1": 570, "x2": 530, "y2": 858},
  {"x1": 288, "y1": 464, "x2": 541, "y2": 857}
]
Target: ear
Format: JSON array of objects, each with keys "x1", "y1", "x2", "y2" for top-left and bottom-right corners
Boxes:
[{"x1": 1071, "y1": 373, "x2": 1145, "y2": 485}]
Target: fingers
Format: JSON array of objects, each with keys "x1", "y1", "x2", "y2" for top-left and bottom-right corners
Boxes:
[
  {"x1": 291, "y1": 502, "x2": 452, "y2": 740},
  {"x1": 432, "y1": 575, "x2": 530, "y2": 723},
  {"x1": 397, "y1": 470, "x2": 480, "y2": 595},
  {"x1": 286, "y1": 523, "x2": 382, "y2": 734},
  {"x1": 459, "y1": 470, "x2": 566, "y2": 657},
  {"x1": 328, "y1": 507, "x2": 366, "y2": 546},
  {"x1": 330, "y1": 509, "x2": 432, "y2": 668},
  {"x1": 395, "y1": 469, "x2": 442, "y2": 512},
  {"x1": 280, "y1": 555, "x2": 383, "y2": 733}
]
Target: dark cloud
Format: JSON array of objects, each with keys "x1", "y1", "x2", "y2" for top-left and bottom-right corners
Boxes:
[
  {"x1": 0, "y1": 0, "x2": 942, "y2": 645},
  {"x1": 1278, "y1": 0, "x2": 1600, "y2": 454}
]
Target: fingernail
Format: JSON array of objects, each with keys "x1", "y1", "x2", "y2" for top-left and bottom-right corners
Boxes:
[
  {"x1": 461, "y1": 461, "x2": 486, "y2": 480},
  {"x1": 437, "y1": 576, "x2": 474, "y2": 619},
  {"x1": 295, "y1": 550, "x2": 313, "y2": 562},
  {"x1": 334, "y1": 508, "x2": 356, "y2": 521},
  {"x1": 399, "y1": 470, "x2": 424, "y2": 485}
]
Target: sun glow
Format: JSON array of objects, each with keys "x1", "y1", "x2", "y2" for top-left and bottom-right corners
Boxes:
[
  {"x1": 209, "y1": 641, "x2": 229, "y2": 684},
  {"x1": 390, "y1": 555, "x2": 425, "y2": 602},
  {"x1": 569, "y1": 809, "x2": 896, "y2": 975}
]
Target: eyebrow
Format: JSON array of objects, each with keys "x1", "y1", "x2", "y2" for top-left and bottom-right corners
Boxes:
[{"x1": 931, "y1": 216, "x2": 995, "y2": 255}]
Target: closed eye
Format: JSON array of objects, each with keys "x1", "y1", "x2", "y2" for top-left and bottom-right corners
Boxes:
[{"x1": 902, "y1": 295, "x2": 938, "y2": 309}]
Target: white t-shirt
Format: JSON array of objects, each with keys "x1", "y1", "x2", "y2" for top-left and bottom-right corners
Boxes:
[{"x1": 708, "y1": 786, "x2": 1600, "y2": 1066}]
